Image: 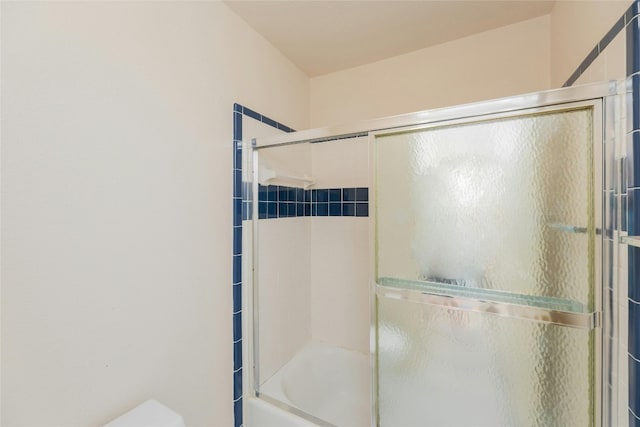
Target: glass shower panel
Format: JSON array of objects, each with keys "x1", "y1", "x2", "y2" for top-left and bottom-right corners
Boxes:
[
  {"x1": 251, "y1": 136, "x2": 372, "y2": 427},
  {"x1": 252, "y1": 141, "x2": 314, "y2": 393},
  {"x1": 377, "y1": 296, "x2": 594, "y2": 426},
  {"x1": 376, "y1": 108, "x2": 595, "y2": 308},
  {"x1": 375, "y1": 106, "x2": 599, "y2": 426}
]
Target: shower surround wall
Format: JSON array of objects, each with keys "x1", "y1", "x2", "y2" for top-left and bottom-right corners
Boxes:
[
  {"x1": 232, "y1": 107, "x2": 370, "y2": 427},
  {"x1": 561, "y1": 2, "x2": 640, "y2": 424},
  {"x1": 233, "y1": 104, "x2": 296, "y2": 427}
]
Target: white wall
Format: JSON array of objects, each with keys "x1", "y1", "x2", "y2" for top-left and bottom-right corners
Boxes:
[
  {"x1": 1, "y1": 2, "x2": 309, "y2": 426},
  {"x1": 309, "y1": 138, "x2": 370, "y2": 354},
  {"x1": 310, "y1": 15, "x2": 551, "y2": 127}
]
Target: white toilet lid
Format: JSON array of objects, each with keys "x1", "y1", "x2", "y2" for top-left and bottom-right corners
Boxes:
[{"x1": 103, "y1": 399, "x2": 186, "y2": 427}]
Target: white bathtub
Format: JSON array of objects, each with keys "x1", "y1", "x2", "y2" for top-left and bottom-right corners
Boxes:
[{"x1": 255, "y1": 342, "x2": 371, "y2": 427}]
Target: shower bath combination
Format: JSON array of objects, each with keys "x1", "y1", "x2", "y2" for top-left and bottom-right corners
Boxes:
[{"x1": 241, "y1": 81, "x2": 628, "y2": 427}]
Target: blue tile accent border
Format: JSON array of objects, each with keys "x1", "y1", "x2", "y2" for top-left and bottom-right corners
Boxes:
[{"x1": 256, "y1": 185, "x2": 369, "y2": 219}]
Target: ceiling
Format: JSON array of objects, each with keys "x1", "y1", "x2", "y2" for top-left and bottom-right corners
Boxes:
[{"x1": 225, "y1": 0, "x2": 556, "y2": 77}]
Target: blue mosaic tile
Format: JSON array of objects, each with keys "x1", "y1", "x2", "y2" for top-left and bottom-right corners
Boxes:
[
  {"x1": 258, "y1": 201, "x2": 267, "y2": 219},
  {"x1": 304, "y1": 203, "x2": 311, "y2": 216},
  {"x1": 627, "y1": 1, "x2": 640, "y2": 24},
  {"x1": 233, "y1": 283, "x2": 241, "y2": 313},
  {"x1": 233, "y1": 255, "x2": 241, "y2": 284},
  {"x1": 267, "y1": 185, "x2": 278, "y2": 202},
  {"x1": 233, "y1": 340, "x2": 242, "y2": 371},
  {"x1": 233, "y1": 311, "x2": 242, "y2": 340},
  {"x1": 631, "y1": 300, "x2": 640, "y2": 357},
  {"x1": 233, "y1": 227, "x2": 242, "y2": 256},
  {"x1": 243, "y1": 107, "x2": 260, "y2": 121},
  {"x1": 296, "y1": 203, "x2": 304, "y2": 217},
  {"x1": 258, "y1": 185, "x2": 268, "y2": 202},
  {"x1": 356, "y1": 187, "x2": 369, "y2": 201},
  {"x1": 234, "y1": 111, "x2": 243, "y2": 142},
  {"x1": 234, "y1": 170, "x2": 242, "y2": 197},
  {"x1": 233, "y1": 198, "x2": 242, "y2": 227},
  {"x1": 344, "y1": 187, "x2": 356, "y2": 201},
  {"x1": 234, "y1": 146, "x2": 242, "y2": 170},
  {"x1": 278, "y1": 186, "x2": 290, "y2": 202},
  {"x1": 631, "y1": 75, "x2": 640, "y2": 133},
  {"x1": 262, "y1": 115, "x2": 278, "y2": 129},
  {"x1": 234, "y1": 398, "x2": 243, "y2": 427},
  {"x1": 234, "y1": 369, "x2": 243, "y2": 401},
  {"x1": 317, "y1": 189, "x2": 329, "y2": 203},
  {"x1": 277, "y1": 122, "x2": 292, "y2": 133},
  {"x1": 356, "y1": 202, "x2": 369, "y2": 217},
  {"x1": 317, "y1": 203, "x2": 329, "y2": 216},
  {"x1": 632, "y1": 247, "x2": 640, "y2": 302},
  {"x1": 329, "y1": 202, "x2": 342, "y2": 216},
  {"x1": 600, "y1": 15, "x2": 625, "y2": 51},
  {"x1": 296, "y1": 188, "x2": 305, "y2": 202},
  {"x1": 329, "y1": 188, "x2": 341, "y2": 202},
  {"x1": 563, "y1": 67, "x2": 582, "y2": 88},
  {"x1": 630, "y1": 189, "x2": 640, "y2": 235},
  {"x1": 343, "y1": 203, "x2": 356, "y2": 216},
  {"x1": 629, "y1": 133, "x2": 640, "y2": 189},
  {"x1": 579, "y1": 46, "x2": 600, "y2": 75},
  {"x1": 267, "y1": 202, "x2": 277, "y2": 219}
]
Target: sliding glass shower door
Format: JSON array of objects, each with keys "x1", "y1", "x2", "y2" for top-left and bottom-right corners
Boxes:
[{"x1": 374, "y1": 104, "x2": 605, "y2": 426}]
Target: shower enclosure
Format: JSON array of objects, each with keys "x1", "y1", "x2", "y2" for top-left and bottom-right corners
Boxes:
[{"x1": 242, "y1": 81, "x2": 627, "y2": 426}]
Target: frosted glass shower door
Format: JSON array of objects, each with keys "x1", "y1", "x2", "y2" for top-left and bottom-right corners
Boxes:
[{"x1": 374, "y1": 105, "x2": 602, "y2": 426}]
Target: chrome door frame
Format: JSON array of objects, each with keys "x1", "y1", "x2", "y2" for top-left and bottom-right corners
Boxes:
[{"x1": 247, "y1": 81, "x2": 624, "y2": 427}]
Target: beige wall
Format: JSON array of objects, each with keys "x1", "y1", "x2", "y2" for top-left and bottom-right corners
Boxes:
[
  {"x1": 1, "y1": 2, "x2": 308, "y2": 426},
  {"x1": 550, "y1": 0, "x2": 632, "y2": 87},
  {"x1": 310, "y1": 15, "x2": 551, "y2": 127}
]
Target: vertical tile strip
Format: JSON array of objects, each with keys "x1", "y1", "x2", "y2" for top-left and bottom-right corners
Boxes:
[
  {"x1": 629, "y1": 3, "x2": 640, "y2": 425},
  {"x1": 232, "y1": 103, "x2": 243, "y2": 427},
  {"x1": 232, "y1": 104, "x2": 295, "y2": 427}
]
